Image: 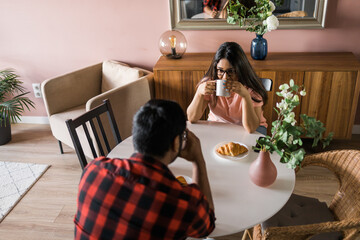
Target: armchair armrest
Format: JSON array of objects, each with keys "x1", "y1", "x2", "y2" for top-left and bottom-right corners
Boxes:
[
  {"x1": 87, "y1": 76, "x2": 151, "y2": 140},
  {"x1": 258, "y1": 218, "x2": 360, "y2": 240},
  {"x1": 41, "y1": 63, "x2": 102, "y2": 116},
  {"x1": 133, "y1": 67, "x2": 154, "y2": 98}
]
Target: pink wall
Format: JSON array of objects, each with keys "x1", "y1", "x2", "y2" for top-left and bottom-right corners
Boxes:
[{"x1": 1, "y1": 0, "x2": 360, "y2": 123}]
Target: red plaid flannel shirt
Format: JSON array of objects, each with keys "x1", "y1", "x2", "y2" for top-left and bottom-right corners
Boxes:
[
  {"x1": 74, "y1": 153, "x2": 215, "y2": 240},
  {"x1": 203, "y1": 0, "x2": 221, "y2": 11}
]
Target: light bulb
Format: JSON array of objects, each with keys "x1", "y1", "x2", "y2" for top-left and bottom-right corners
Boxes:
[
  {"x1": 169, "y1": 35, "x2": 177, "y2": 56},
  {"x1": 169, "y1": 35, "x2": 177, "y2": 49}
]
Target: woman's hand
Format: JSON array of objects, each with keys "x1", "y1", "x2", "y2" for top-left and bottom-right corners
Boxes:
[
  {"x1": 187, "y1": 79, "x2": 215, "y2": 123},
  {"x1": 227, "y1": 80, "x2": 250, "y2": 98},
  {"x1": 197, "y1": 81, "x2": 216, "y2": 96}
]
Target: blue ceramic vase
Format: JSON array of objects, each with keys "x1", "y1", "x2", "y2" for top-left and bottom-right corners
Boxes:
[{"x1": 251, "y1": 34, "x2": 268, "y2": 60}]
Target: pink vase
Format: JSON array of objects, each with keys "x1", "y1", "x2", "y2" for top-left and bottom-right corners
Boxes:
[{"x1": 249, "y1": 150, "x2": 277, "y2": 187}]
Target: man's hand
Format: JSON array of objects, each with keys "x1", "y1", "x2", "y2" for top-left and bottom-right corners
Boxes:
[
  {"x1": 179, "y1": 130, "x2": 204, "y2": 164},
  {"x1": 211, "y1": 10, "x2": 218, "y2": 18}
]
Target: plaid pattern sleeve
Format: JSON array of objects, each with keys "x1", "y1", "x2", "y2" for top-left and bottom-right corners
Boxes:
[
  {"x1": 203, "y1": 0, "x2": 221, "y2": 11},
  {"x1": 74, "y1": 154, "x2": 215, "y2": 240}
]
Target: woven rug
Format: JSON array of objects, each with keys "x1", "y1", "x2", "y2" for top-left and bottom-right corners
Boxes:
[{"x1": 0, "y1": 161, "x2": 50, "y2": 223}]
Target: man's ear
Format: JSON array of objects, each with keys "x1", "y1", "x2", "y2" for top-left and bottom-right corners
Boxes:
[{"x1": 172, "y1": 135, "x2": 181, "y2": 152}]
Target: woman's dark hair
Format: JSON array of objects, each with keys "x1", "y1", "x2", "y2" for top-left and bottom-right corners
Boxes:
[
  {"x1": 204, "y1": 42, "x2": 268, "y2": 105},
  {"x1": 132, "y1": 99, "x2": 186, "y2": 157}
]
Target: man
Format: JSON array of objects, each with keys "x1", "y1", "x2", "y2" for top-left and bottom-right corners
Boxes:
[
  {"x1": 203, "y1": 0, "x2": 228, "y2": 18},
  {"x1": 74, "y1": 99, "x2": 215, "y2": 239}
]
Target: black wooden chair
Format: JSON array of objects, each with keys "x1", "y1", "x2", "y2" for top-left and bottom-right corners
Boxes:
[
  {"x1": 66, "y1": 99, "x2": 122, "y2": 169},
  {"x1": 260, "y1": 78, "x2": 273, "y2": 92}
]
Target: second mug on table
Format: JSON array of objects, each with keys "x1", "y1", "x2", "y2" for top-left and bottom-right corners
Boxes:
[{"x1": 216, "y1": 79, "x2": 230, "y2": 97}]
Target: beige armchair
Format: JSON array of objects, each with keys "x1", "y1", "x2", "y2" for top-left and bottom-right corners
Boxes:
[{"x1": 41, "y1": 61, "x2": 153, "y2": 158}]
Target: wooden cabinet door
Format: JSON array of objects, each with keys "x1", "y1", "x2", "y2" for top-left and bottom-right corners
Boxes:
[
  {"x1": 154, "y1": 70, "x2": 205, "y2": 114},
  {"x1": 301, "y1": 71, "x2": 358, "y2": 139}
]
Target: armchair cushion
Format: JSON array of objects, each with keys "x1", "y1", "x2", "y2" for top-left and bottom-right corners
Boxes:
[
  {"x1": 101, "y1": 60, "x2": 143, "y2": 92},
  {"x1": 49, "y1": 104, "x2": 99, "y2": 159},
  {"x1": 262, "y1": 194, "x2": 342, "y2": 240},
  {"x1": 49, "y1": 104, "x2": 86, "y2": 148}
]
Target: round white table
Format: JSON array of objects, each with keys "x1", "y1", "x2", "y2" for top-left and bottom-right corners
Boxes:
[
  {"x1": 108, "y1": 121, "x2": 295, "y2": 238},
  {"x1": 191, "y1": 12, "x2": 212, "y2": 19}
]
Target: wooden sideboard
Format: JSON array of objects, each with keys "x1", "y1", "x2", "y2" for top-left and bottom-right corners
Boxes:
[{"x1": 153, "y1": 52, "x2": 360, "y2": 139}]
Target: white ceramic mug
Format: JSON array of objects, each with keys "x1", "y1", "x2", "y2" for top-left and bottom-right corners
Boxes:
[{"x1": 216, "y1": 79, "x2": 230, "y2": 97}]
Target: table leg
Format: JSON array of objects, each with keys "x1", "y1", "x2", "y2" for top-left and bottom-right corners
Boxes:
[{"x1": 241, "y1": 229, "x2": 252, "y2": 240}]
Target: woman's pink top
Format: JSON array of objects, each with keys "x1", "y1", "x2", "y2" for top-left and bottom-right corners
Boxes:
[{"x1": 204, "y1": 88, "x2": 268, "y2": 128}]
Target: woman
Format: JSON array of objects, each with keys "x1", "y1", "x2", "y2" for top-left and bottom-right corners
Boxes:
[{"x1": 187, "y1": 42, "x2": 268, "y2": 134}]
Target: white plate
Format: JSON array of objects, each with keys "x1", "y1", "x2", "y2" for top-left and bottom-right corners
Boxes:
[{"x1": 214, "y1": 142, "x2": 249, "y2": 161}]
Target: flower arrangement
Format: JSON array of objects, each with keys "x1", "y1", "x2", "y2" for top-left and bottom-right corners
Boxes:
[
  {"x1": 227, "y1": 0, "x2": 281, "y2": 35},
  {"x1": 254, "y1": 79, "x2": 333, "y2": 169}
]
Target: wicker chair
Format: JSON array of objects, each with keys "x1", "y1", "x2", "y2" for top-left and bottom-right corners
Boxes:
[{"x1": 252, "y1": 150, "x2": 360, "y2": 240}]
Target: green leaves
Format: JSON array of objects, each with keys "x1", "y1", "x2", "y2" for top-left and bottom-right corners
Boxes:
[
  {"x1": 255, "y1": 79, "x2": 333, "y2": 169},
  {"x1": 285, "y1": 148, "x2": 305, "y2": 169},
  {"x1": 227, "y1": 0, "x2": 276, "y2": 35},
  {"x1": 300, "y1": 114, "x2": 333, "y2": 148},
  {"x1": 0, "y1": 69, "x2": 35, "y2": 127}
]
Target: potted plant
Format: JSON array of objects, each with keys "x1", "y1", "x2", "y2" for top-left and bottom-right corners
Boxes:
[
  {"x1": 0, "y1": 69, "x2": 35, "y2": 145},
  {"x1": 227, "y1": 0, "x2": 282, "y2": 60},
  {"x1": 250, "y1": 79, "x2": 333, "y2": 186},
  {"x1": 254, "y1": 79, "x2": 333, "y2": 167}
]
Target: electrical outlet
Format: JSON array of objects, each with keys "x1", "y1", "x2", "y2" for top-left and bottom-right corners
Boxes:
[{"x1": 32, "y1": 83, "x2": 42, "y2": 98}]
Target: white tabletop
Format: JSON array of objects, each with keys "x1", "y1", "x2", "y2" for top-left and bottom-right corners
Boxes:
[
  {"x1": 191, "y1": 12, "x2": 212, "y2": 19},
  {"x1": 108, "y1": 121, "x2": 295, "y2": 238}
]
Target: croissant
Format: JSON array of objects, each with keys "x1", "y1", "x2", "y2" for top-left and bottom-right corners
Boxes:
[
  {"x1": 176, "y1": 176, "x2": 188, "y2": 186},
  {"x1": 216, "y1": 142, "x2": 248, "y2": 156}
]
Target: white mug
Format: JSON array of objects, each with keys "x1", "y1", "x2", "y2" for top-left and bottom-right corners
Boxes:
[{"x1": 216, "y1": 79, "x2": 230, "y2": 97}]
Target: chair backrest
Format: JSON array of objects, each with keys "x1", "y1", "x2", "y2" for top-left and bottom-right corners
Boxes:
[
  {"x1": 66, "y1": 99, "x2": 122, "y2": 169},
  {"x1": 260, "y1": 78, "x2": 273, "y2": 92}
]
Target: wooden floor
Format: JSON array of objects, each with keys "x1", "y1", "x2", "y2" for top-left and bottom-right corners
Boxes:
[{"x1": 0, "y1": 124, "x2": 359, "y2": 240}]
